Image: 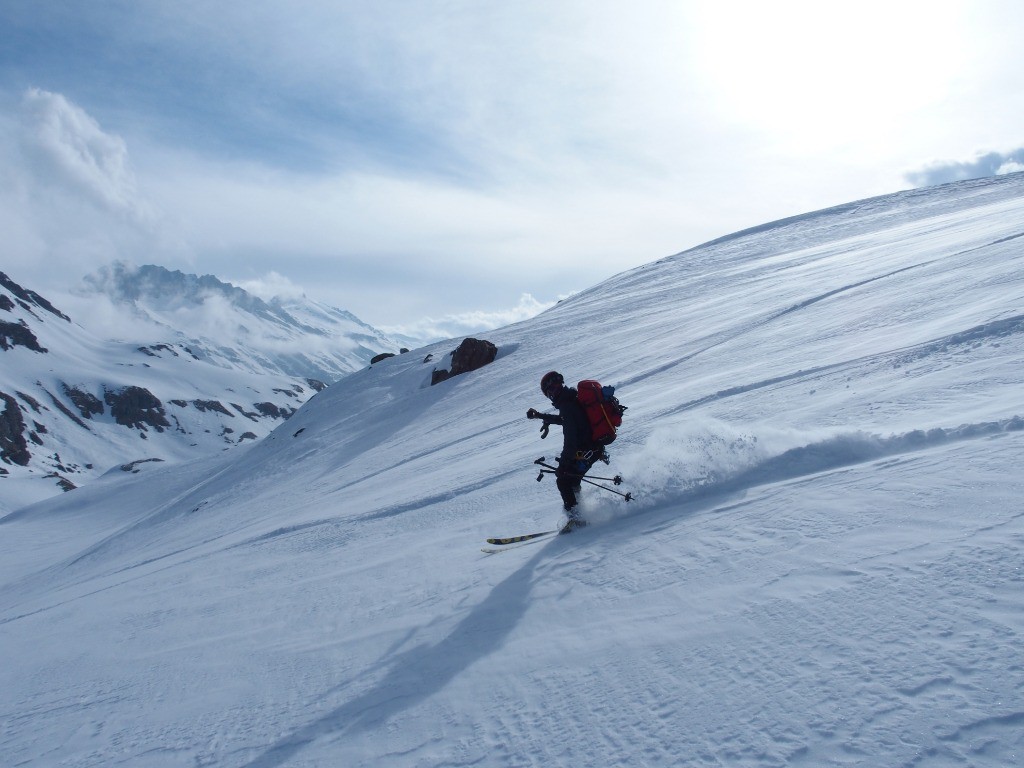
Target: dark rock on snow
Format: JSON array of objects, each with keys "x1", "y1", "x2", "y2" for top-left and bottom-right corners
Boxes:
[
  {"x1": 103, "y1": 386, "x2": 171, "y2": 431},
  {"x1": 0, "y1": 320, "x2": 47, "y2": 352},
  {"x1": 63, "y1": 384, "x2": 105, "y2": 420},
  {"x1": 431, "y1": 338, "x2": 498, "y2": 385},
  {"x1": 0, "y1": 391, "x2": 31, "y2": 466},
  {"x1": 0, "y1": 271, "x2": 71, "y2": 322}
]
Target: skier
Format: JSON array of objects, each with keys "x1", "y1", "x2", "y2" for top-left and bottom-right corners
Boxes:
[{"x1": 528, "y1": 371, "x2": 604, "y2": 531}]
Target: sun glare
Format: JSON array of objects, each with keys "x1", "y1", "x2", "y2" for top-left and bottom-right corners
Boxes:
[{"x1": 690, "y1": 0, "x2": 967, "y2": 151}]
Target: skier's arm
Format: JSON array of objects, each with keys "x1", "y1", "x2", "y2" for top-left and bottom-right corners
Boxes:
[
  {"x1": 527, "y1": 408, "x2": 563, "y2": 425},
  {"x1": 527, "y1": 408, "x2": 563, "y2": 439}
]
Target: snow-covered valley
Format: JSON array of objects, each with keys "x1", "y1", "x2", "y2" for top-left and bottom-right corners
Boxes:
[{"x1": 1, "y1": 174, "x2": 1023, "y2": 766}]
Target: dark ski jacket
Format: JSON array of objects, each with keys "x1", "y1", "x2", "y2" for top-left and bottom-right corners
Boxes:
[{"x1": 547, "y1": 386, "x2": 595, "y2": 465}]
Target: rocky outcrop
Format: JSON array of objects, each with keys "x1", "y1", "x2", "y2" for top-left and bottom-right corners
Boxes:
[
  {"x1": 451, "y1": 338, "x2": 498, "y2": 375},
  {"x1": 231, "y1": 403, "x2": 260, "y2": 422},
  {"x1": 103, "y1": 386, "x2": 171, "y2": 431},
  {"x1": 62, "y1": 384, "x2": 104, "y2": 420},
  {"x1": 254, "y1": 402, "x2": 295, "y2": 419},
  {"x1": 0, "y1": 271, "x2": 70, "y2": 322},
  {"x1": 370, "y1": 348, "x2": 411, "y2": 366},
  {"x1": 120, "y1": 458, "x2": 165, "y2": 473},
  {"x1": 431, "y1": 338, "x2": 498, "y2": 385},
  {"x1": 191, "y1": 400, "x2": 234, "y2": 416},
  {"x1": 0, "y1": 320, "x2": 46, "y2": 352},
  {"x1": 43, "y1": 388, "x2": 89, "y2": 430},
  {"x1": 44, "y1": 472, "x2": 77, "y2": 492},
  {"x1": 0, "y1": 392, "x2": 31, "y2": 466},
  {"x1": 137, "y1": 344, "x2": 178, "y2": 357},
  {"x1": 134, "y1": 343, "x2": 201, "y2": 361},
  {"x1": 17, "y1": 391, "x2": 43, "y2": 414}
]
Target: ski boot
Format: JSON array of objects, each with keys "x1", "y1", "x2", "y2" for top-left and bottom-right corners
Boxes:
[{"x1": 559, "y1": 505, "x2": 588, "y2": 535}]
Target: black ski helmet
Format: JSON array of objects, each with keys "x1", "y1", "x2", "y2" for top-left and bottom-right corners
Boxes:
[{"x1": 541, "y1": 371, "x2": 564, "y2": 400}]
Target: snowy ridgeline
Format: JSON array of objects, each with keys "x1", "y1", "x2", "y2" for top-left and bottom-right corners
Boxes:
[
  {"x1": 1, "y1": 174, "x2": 1023, "y2": 766},
  {"x1": 0, "y1": 263, "x2": 405, "y2": 509}
]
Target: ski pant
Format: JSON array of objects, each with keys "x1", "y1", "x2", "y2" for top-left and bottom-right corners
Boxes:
[
  {"x1": 556, "y1": 454, "x2": 595, "y2": 511},
  {"x1": 556, "y1": 473, "x2": 582, "y2": 510}
]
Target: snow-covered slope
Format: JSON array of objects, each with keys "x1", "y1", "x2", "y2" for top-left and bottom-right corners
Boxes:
[
  {"x1": 0, "y1": 265, "x2": 403, "y2": 510},
  {"x1": 2, "y1": 174, "x2": 1023, "y2": 766}
]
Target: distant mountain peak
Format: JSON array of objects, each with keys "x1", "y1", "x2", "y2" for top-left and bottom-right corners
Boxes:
[
  {"x1": 1, "y1": 263, "x2": 407, "y2": 508},
  {"x1": 77, "y1": 261, "x2": 403, "y2": 381},
  {"x1": 82, "y1": 262, "x2": 270, "y2": 313}
]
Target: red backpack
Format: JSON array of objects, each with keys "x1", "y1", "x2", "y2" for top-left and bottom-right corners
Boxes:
[{"x1": 576, "y1": 380, "x2": 625, "y2": 445}]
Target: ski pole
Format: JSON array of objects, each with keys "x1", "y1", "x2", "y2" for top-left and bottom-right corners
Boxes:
[
  {"x1": 536, "y1": 468, "x2": 623, "y2": 485},
  {"x1": 535, "y1": 457, "x2": 618, "y2": 479},
  {"x1": 534, "y1": 458, "x2": 633, "y2": 501}
]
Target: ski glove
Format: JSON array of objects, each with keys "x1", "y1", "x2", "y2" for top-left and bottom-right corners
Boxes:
[{"x1": 527, "y1": 408, "x2": 553, "y2": 439}]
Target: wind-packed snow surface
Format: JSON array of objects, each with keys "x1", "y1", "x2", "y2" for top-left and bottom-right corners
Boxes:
[{"x1": 2, "y1": 175, "x2": 1023, "y2": 767}]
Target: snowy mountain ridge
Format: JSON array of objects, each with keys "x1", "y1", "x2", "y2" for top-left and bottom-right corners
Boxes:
[
  {"x1": 2, "y1": 174, "x2": 1023, "y2": 766},
  {"x1": 0, "y1": 264, "x2": 404, "y2": 509},
  {"x1": 78, "y1": 262, "x2": 403, "y2": 380}
]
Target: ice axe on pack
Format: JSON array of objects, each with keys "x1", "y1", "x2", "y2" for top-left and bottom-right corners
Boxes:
[{"x1": 534, "y1": 457, "x2": 633, "y2": 501}]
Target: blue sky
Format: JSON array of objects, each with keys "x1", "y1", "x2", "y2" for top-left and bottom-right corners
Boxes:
[{"x1": 2, "y1": 1, "x2": 1023, "y2": 339}]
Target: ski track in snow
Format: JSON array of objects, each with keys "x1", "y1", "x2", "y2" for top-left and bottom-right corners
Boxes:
[{"x1": 2, "y1": 174, "x2": 1024, "y2": 766}]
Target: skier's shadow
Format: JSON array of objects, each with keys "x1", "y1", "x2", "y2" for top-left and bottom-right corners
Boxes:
[{"x1": 244, "y1": 547, "x2": 545, "y2": 767}]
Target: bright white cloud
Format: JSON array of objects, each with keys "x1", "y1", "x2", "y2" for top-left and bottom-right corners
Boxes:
[
  {"x1": 2, "y1": 1, "x2": 1024, "y2": 332},
  {"x1": 233, "y1": 271, "x2": 307, "y2": 302},
  {"x1": 1, "y1": 89, "x2": 175, "y2": 291},
  {"x1": 690, "y1": 0, "x2": 968, "y2": 154},
  {"x1": 21, "y1": 89, "x2": 154, "y2": 223},
  {"x1": 382, "y1": 293, "x2": 566, "y2": 344}
]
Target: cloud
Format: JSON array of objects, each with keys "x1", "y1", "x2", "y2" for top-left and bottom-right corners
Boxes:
[
  {"x1": 20, "y1": 88, "x2": 154, "y2": 223},
  {"x1": 5, "y1": 3, "x2": 1023, "y2": 335},
  {"x1": 1, "y1": 88, "x2": 173, "y2": 291},
  {"x1": 381, "y1": 293, "x2": 567, "y2": 344},
  {"x1": 905, "y1": 148, "x2": 1024, "y2": 187},
  {"x1": 138, "y1": 153, "x2": 697, "y2": 328},
  {"x1": 233, "y1": 271, "x2": 307, "y2": 302}
]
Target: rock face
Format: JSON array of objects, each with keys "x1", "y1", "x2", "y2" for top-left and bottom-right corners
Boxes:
[
  {"x1": 191, "y1": 400, "x2": 234, "y2": 417},
  {"x1": 63, "y1": 384, "x2": 104, "y2": 420},
  {"x1": 254, "y1": 402, "x2": 295, "y2": 419},
  {"x1": 431, "y1": 338, "x2": 498, "y2": 385},
  {"x1": 103, "y1": 386, "x2": 171, "y2": 431},
  {"x1": 0, "y1": 320, "x2": 46, "y2": 352},
  {"x1": 0, "y1": 392, "x2": 31, "y2": 466}
]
